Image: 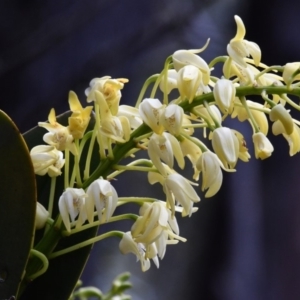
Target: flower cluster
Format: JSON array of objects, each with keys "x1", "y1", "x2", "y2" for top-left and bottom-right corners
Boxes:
[{"x1": 28, "y1": 15, "x2": 300, "y2": 276}]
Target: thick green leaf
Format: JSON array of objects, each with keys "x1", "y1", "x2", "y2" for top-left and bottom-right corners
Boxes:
[
  {"x1": 0, "y1": 110, "x2": 36, "y2": 299},
  {"x1": 20, "y1": 111, "x2": 99, "y2": 300}
]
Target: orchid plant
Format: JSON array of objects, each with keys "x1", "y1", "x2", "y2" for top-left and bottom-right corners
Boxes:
[{"x1": 1, "y1": 15, "x2": 300, "y2": 299}]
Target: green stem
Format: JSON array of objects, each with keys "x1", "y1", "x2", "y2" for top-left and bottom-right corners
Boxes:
[
  {"x1": 239, "y1": 96, "x2": 260, "y2": 133},
  {"x1": 27, "y1": 250, "x2": 49, "y2": 280},
  {"x1": 49, "y1": 231, "x2": 123, "y2": 259},
  {"x1": 64, "y1": 214, "x2": 138, "y2": 236},
  {"x1": 135, "y1": 74, "x2": 159, "y2": 107},
  {"x1": 64, "y1": 149, "x2": 70, "y2": 189}
]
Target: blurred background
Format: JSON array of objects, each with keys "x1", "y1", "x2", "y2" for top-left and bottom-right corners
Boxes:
[{"x1": 1, "y1": 0, "x2": 300, "y2": 299}]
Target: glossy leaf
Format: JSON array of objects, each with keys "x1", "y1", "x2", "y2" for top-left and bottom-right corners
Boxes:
[{"x1": 0, "y1": 110, "x2": 36, "y2": 299}]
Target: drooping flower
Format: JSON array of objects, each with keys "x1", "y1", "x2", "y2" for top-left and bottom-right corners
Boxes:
[
  {"x1": 164, "y1": 173, "x2": 200, "y2": 217},
  {"x1": 269, "y1": 104, "x2": 294, "y2": 136},
  {"x1": 58, "y1": 188, "x2": 87, "y2": 232},
  {"x1": 227, "y1": 15, "x2": 261, "y2": 68},
  {"x1": 38, "y1": 108, "x2": 78, "y2": 155},
  {"x1": 160, "y1": 103, "x2": 184, "y2": 136},
  {"x1": 159, "y1": 69, "x2": 178, "y2": 94},
  {"x1": 252, "y1": 132, "x2": 274, "y2": 159},
  {"x1": 232, "y1": 129, "x2": 251, "y2": 162},
  {"x1": 282, "y1": 62, "x2": 300, "y2": 87},
  {"x1": 231, "y1": 99, "x2": 269, "y2": 135},
  {"x1": 196, "y1": 152, "x2": 222, "y2": 198},
  {"x1": 282, "y1": 123, "x2": 300, "y2": 156},
  {"x1": 213, "y1": 78, "x2": 236, "y2": 115},
  {"x1": 139, "y1": 98, "x2": 165, "y2": 134},
  {"x1": 131, "y1": 202, "x2": 181, "y2": 245},
  {"x1": 211, "y1": 127, "x2": 239, "y2": 169},
  {"x1": 177, "y1": 65, "x2": 202, "y2": 103},
  {"x1": 30, "y1": 145, "x2": 65, "y2": 177},
  {"x1": 149, "y1": 169, "x2": 200, "y2": 217},
  {"x1": 119, "y1": 232, "x2": 154, "y2": 272},
  {"x1": 148, "y1": 132, "x2": 185, "y2": 176},
  {"x1": 85, "y1": 76, "x2": 128, "y2": 115},
  {"x1": 85, "y1": 179, "x2": 118, "y2": 224},
  {"x1": 180, "y1": 136, "x2": 202, "y2": 180},
  {"x1": 35, "y1": 202, "x2": 49, "y2": 230},
  {"x1": 68, "y1": 91, "x2": 93, "y2": 139},
  {"x1": 193, "y1": 104, "x2": 222, "y2": 132}
]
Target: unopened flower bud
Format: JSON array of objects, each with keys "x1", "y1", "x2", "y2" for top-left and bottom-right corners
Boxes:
[
  {"x1": 252, "y1": 132, "x2": 274, "y2": 159},
  {"x1": 35, "y1": 202, "x2": 49, "y2": 230}
]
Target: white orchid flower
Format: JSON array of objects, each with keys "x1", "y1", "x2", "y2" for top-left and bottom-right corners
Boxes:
[
  {"x1": 58, "y1": 188, "x2": 87, "y2": 232},
  {"x1": 85, "y1": 76, "x2": 128, "y2": 115},
  {"x1": 30, "y1": 145, "x2": 65, "y2": 177},
  {"x1": 139, "y1": 98, "x2": 165, "y2": 134},
  {"x1": 160, "y1": 103, "x2": 184, "y2": 136},
  {"x1": 213, "y1": 78, "x2": 236, "y2": 115},
  {"x1": 227, "y1": 15, "x2": 261, "y2": 68},
  {"x1": 177, "y1": 65, "x2": 202, "y2": 103},
  {"x1": 35, "y1": 202, "x2": 49, "y2": 230},
  {"x1": 148, "y1": 132, "x2": 185, "y2": 176},
  {"x1": 85, "y1": 179, "x2": 118, "y2": 224},
  {"x1": 38, "y1": 109, "x2": 78, "y2": 155},
  {"x1": 159, "y1": 69, "x2": 178, "y2": 94},
  {"x1": 211, "y1": 127, "x2": 239, "y2": 169},
  {"x1": 270, "y1": 104, "x2": 294, "y2": 136},
  {"x1": 119, "y1": 232, "x2": 153, "y2": 272},
  {"x1": 252, "y1": 132, "x2": 274, "y2": 159}
]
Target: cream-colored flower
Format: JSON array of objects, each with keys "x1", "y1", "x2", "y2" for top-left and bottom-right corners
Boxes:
[
  {"x1": 30, "y1": 145, "x2": 65, "y2": 177},
  {"x1": 35, "y1": 202, "x2": 49, "y2": 230},
  {"x1": 148, "y1": 132, "x2": 185, "y2": 176},
  {"x1": 160, "y1": 104, "x2": 183, "y2": 136},
  {"x1": 227, "y1": 15, "x2": 261, "y2": 68},
  {"x1": 159, "y1": 69, "x2": 178, "y2": 94},
  {"x1": 38, "y1": 108, "x2": 78, "y2": 155},
  {"x1": 196, "y1": 151, "x2": 234, "y2": 198},
  {"x1": 58, "y1": 188, "x2": 87, "y2": 232},
  {"x1": 282, "y1": 62, "x2": 300, "y2": 87},
  {"x1": 252, "y1": 132, "x2": 274, "y2": 159},
  {"x1": 213, "y1": 78, "x2": 236, "y2": 115},
  {"x1": 131, "y1": 202, "x2": 181, "y2": 246},
  {"x1": 85, "y1": 76, "x2": 128, "y2": 115},
  {"x1": 211, "y1": 127, "x2": 239, "y2": 169},
  {"x1": 193, "y1": 104, "x2": 222, "y2": 132},
  {"x1": 177, "y1": 65, "x2": 202, "y2": 103},
  {"x1": 85, "y1": 179, "x2": 118, "y2": 224},
  {"x1": 119, "y1": 231, "x2": 153, "y2": 272},
  {"x1": 164, "y1": 173, "x2": 200, "y2": 217},
  {"x1": 180, "y1": 137, "x2": 202, "y2": 180},
  {"x1": 223, "y1": 57, "x2": 255, "y2": 85},
  {"x1": 232, "y1": 99, "x2": 269, "y2": 135},
  {"x1": 282, "y1": 123, "x2": 300, "y2": 156},
  {"x1": 269, "y1": 104, "x2": 294, "y2": 136},
  {"x1": 232, "y1": 129, "x2": 251, "y2": 162},
  {"x1": 149, "y1": 169, "x2": 200, "y2": 217},
  {"x1": 95, "y1": 91, "x2": 130, "y2": 143},
  {"x1": 139, "y1": 98, "x2": 165, "y2": 134},
  {"x1": 68, "y1": 91, "x2": 93, "y2": 139},
  {"x1": 172, "y1": 42, "x2": 210, "y2": 85},
  {"x1": 117, "y1": 105, "x2": 143, "y2": 129}
]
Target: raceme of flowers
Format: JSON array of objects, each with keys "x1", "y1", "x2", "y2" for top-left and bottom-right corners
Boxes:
[{"x1": 31, "y1": 15, "x2": 300, "y2": 274}]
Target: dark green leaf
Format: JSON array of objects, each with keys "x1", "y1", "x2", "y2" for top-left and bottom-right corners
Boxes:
[{"x1": 0, "y1": 110, "x2": 36, "y2": 299}]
